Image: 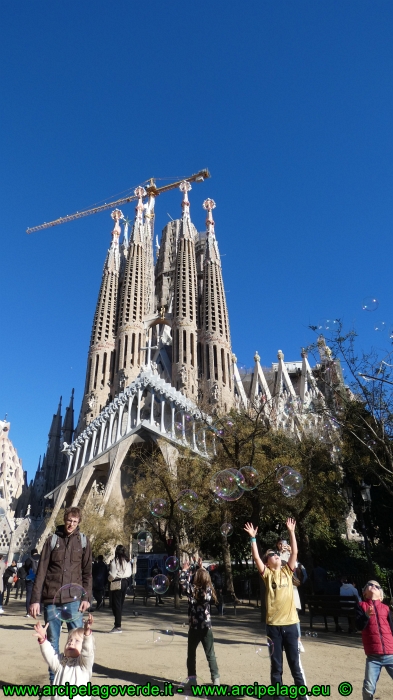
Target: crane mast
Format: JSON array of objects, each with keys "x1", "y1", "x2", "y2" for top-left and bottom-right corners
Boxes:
[{"x1": 26, "y1": 168, "x2": 210, "y2": 234}]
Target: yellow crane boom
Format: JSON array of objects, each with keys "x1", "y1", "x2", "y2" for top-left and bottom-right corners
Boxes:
[{"x1": 26, "y1": 168, "x2": 211, "y2": 234}]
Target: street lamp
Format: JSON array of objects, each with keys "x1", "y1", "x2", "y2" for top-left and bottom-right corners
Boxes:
[{"x1": 360, "y1": 482, "x2": 372, "y2": 505}]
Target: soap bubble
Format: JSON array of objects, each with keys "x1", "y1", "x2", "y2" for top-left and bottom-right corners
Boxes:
[
  {"x1": 239, "y1": 465, "x2": 261, "y2": 491},
  {"x1": 212, "y1": 470, "x2": 239, "y2": 498},
  {"x1": 220, "y1": 484, "x2": 244, "y2": 502},
  {"x1": 220, "y1": 522, "x2": 233, "y2": 537},
  {"x1": 177, "y1": 489, "x2": 198, "y2": 513},
  {"x1": 255, "y1": 636, "x2": 274, "y2": 658},
  {"x1": 174, "y1": 412, "x2": 184, "y2": 439},
  {"x1": 362, "y1": 297, "x2": 379, "y2": 312},
  {"x1": 276, "y1": 465, "x2": 291, "y2": 485},
  {"x1": 196, "y1": 428, "x2": 215, "y2": 456},
  {"x1": 280, "y1": 469, "x2": 303, "y2": 497},
  {"x1": 52, "y1": 584, "x2": 88, "y2": 622},
  {"x1": 374, "y1": 321, "x2": 386, "y2": 332},
  {"x1": 150, "y1": 498, "x2": 168, "y2": 518},
  {"x1": 152, "y1": 574, "x2": 169, "y2": 595},
  {"x1": 317, "y1": 319, "x2": 339, "y2": 331},
  {"x1": 311, "y1": 632, "x2": 318, "y2": 637},
  {"x1": 184, "y1": 414, "x2": 194, "y2": 442},
  {"x1": 165, "y1": 556, "x2": 179, "y2": 573},
  {"x1": 152, "y1": 625, "x2": 174, "y2": 644},
  {"x1": 137, "y1": 530, "x2": 152, "y2": 548}
]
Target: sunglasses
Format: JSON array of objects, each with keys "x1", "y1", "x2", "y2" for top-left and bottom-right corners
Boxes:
[
  {"x1": 367, "y1": 583, "x2": 382, "y2": 590},
  {"x1": 267, "y1": 551, "x2": 280, "y2": 558}
]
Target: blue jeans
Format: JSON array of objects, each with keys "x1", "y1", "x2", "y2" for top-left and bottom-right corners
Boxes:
[
  {"x1": 363, "y1": 654, "x2": 393, "y2": 700},
  {"x1": 44, "y1": 601, "x2": 83, "y2": 682}
]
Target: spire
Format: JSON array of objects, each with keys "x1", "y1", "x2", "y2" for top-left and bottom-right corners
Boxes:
[
  {"x1": 62, "y1": 389, "x2": 74, "y2": 444},
  {"x1": 77, "y1": 211, "x2": 121, "y2": 433},
  {"x1": 143, "y1": 189, "x2": 156, "y2": 316},
  {"x1": 199, "y1": 198, "x2": 234, "y2": 411},
  {"x1": 171, "y1": 182, "x2": 199, "y2": 397},
  {"x1": 114, "y1": 186, "x2": 147, "y2": 390},
  {"x1": 203, "y1": 198, "x2": 220, "y2": 264},
  {"x1": 49, "y1": 397, "x2": 62, "y2": 438}
]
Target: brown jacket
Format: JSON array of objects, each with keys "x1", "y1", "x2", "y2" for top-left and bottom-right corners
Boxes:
[{"x1": 31, "y1": 525, "x2": 92, "y2": 606}]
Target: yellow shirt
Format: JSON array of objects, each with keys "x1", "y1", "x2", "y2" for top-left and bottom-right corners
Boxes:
[{"x1": 262, "y1": 563, "x2": 299, "y2": 626}]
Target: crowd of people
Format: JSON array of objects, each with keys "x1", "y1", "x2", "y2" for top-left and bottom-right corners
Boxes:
[{"x1": 1, "y1": 506, "x2": 393, "y2": 699}]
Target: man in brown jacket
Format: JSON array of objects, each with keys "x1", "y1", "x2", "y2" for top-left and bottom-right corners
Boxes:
[{"x1": 30, "y1": 506, "x2": 92, "y2": 682}]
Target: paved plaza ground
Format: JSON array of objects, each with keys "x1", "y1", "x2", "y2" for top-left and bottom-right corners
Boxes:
[{"x1": 0, "y1": 595, "x2": 392, "y2": 699}]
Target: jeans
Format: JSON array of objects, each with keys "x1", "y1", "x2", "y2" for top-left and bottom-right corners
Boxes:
[
  {"x1": 363, "y1": 654, "x2": 393, "y2": 700},
  {"x1": 15, "y1": 579, "x2": 26, "y2": 599},
  {"x1": 44, "y1": 600, "x2": 83, "y2": 682},
  {"x1": 25, "y1": 581, "x2": 34, "y2": 613},
  {"x1": 266, "y1": 623, "x2": 305, "y2": 695},
  {"x1": 187, "y1": 627, "x2": 219, "y2": 682}
]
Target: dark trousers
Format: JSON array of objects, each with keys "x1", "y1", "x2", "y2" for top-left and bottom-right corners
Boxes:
[
  {"x1": 4, "y1": 584, "x2": 13, "y2": 605},
  {"x1": 111, "y1": 580, "x2": 127, "y2": 628},
  {"x1": 15, "y1": 579, "x2": 26, "y2": 599},
  {"x1": 187, "y1": 627, "x2": 219, "y2": 682},
  {"x1": 93, "y1": 587, "x2": 105, "y2": 609},
  {"x1": 266, "y1": 623, "x2": 304, "y2": 690},
  {"x1": 25, "y1": 581, "x2": 34, "y2": 613}
]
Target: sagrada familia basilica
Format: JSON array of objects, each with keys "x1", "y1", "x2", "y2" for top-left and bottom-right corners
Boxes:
[{"x1": 0, "y1": 175, "x2": 345, "y2": 560}]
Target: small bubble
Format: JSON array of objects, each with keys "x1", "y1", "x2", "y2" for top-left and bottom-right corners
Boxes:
[{"x1": 362, "y1": 297, "x2": 379, "y2": 312}]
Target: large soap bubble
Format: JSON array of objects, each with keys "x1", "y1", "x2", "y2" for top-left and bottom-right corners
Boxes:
[
  {"x1": 150, "y1": 498, "x2": 168, "y2": 518},
  {"x1": 220, "y1": 522, "x2": 233, "y2": 537},
  {"x1": 276, "y1": 465, "x2": 291, "y2": 485},
  {"x1": 239, "y1": 465, "x2": 261, "y2": 491},
  {"x1": 152, "y1": 574, "x2": 169, "y2": 595},
  {"x1": 220, "y1": 485, "x2": 244, "y2": 502},
  {"x1": 165, "y1": 556, "x2": 179, "y2": 573},
  {"x1": 177, "y1": 489, "x2": 198, "y2": 513},
  {"x1": 137, "y1": 530, "x2": 152, "y2": 548},
  {"x1": 52, "y1": 584, "x2": 88, "y2": 622},
  {"x1": 280, "y1": 469, "x2": 303, "y2": 497},
  {"x1": 174, "y1": 412, "x2": 184, "y2": 440},
  {"x1": 212, "y1": 470, "x2": 239, "y2": 498},
  {"x1": 255, "y1": 636, "x2": 274, "y2": 658}
]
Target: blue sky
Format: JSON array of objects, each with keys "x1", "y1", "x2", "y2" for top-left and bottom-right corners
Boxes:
[{"x1": 1, "y1": 1, "x2": 392, "y2": 483}]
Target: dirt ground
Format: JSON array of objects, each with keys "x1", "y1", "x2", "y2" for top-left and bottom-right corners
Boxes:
[{"x1": 0, "y1": 595, "x2": 392, "y2": 699}]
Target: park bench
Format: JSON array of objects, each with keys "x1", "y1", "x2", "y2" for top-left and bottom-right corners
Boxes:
[
  {"x1": 306, "y1": 595, "x2": 359, "y2": 632},
  {"x1": 129, "y1": 583, "x2": 156, "y2": 605},
  {"x1": 221, "y1": 592, "x2": 238, "y2": 616}
]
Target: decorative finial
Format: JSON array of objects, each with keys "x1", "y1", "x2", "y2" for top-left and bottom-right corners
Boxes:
[
  {"x1": 254, "y1": 351, "x2": 260, "y2": 363},
  {"x1": 232, "y1": 353, "x2": 237, "y2": 364},
  {"x1": 179, "y1": 180, "x2": 192, "y2": 216},
  {"x1": 111, "y1": 209, "x2": 123, "y2": 240},
  {"x1": 203, "y1": 198, "x2": 216, "y2": 234},
  {"x1": 301, "y1": 348, "x2": 308, "y2": 359},
  {"x1": 277, "y1": 349, "x2": 284, "y2": 360},
  {"x1": 134, "y1": 186, "x2": 147, "y2": 222}
]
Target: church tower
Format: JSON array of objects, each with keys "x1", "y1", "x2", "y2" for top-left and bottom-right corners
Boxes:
[
  {"x1": 198, "y1": 199, "x2": 234, "y2": 412},
  {"x1": 77, "y1": 210, "x2": 121, "y2": 431},
  {"x1": 171, "y1": 181, "x2": 199, "y2": 397},
  {"x1": 113, "y1": 187, "x2": 147, "y2": 393}
]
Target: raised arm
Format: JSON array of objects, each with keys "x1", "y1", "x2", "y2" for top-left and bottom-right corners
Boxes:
[
  {"x1": 244, "y1": 523, "x2": 265, "y2": 576},
  {"x1": 286, "y1": 518, "x2": 298, "y2": 571}
]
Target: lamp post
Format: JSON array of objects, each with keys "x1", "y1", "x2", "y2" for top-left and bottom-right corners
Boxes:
[{"x1": 359, "y1": 482, "x2": 373, "y2": 568}]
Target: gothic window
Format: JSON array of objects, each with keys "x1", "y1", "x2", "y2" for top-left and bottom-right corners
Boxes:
[
  {"x1": 190, "y1": 333, "x2": 195, "y2": 367},
  {"x1": 213, "y1": 345, "x2": 218, "y2": 381},
  {"x1": 175, "y1": 330, "x2": 180, "y2": 364},
  {"x1": 227, "y1": 354, "x2": 232, "y2": 390},
  {"x1": 117, "y1": 339, "x2": 122, "y2": 372},
  {"x1": 130, "y1": 333, "x2": 135, "y2": 367},
  {"x1": 221, "y1": 348, "x2": 226, "y2": 385},
  {"x1": 93, "y1": 355, "x2": 100, "y2": 390},
  {"x1": 123, "y1": 335, "x2": 128, "y2": 369},
  {"x1": 183, "y1": 330, "x2": 187, "y2": 364},
  {"x1": 206, "y1": 345, "x2": 210, "y2": 380},
  {"x1": 101, "y1": 353, "x2": 107, "y2": 387},
  {"x1": 110, "y1": 350, "x2": 116, "y2": 383},
  {"x1": 85, "y1": 359, "x2": 92, "y2": 394}
]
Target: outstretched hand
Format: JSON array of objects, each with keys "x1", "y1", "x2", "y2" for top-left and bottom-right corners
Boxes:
[
  {"x1": 244, "y1": 522, "x2": 258, "y2": 538},
  {"x1": 286, "y1": 517, "x2": 296, "y2": 532},
  {"x1": 84, "y1": 613, "x2": 93, "y2": 634},
  {"x1": 33, "y1": 621, "x2": 49, "y2": 641}
]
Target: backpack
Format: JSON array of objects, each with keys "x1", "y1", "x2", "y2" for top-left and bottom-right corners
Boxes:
[
  {"x1": 50, "y1": 532, "x2": 87, "y2": 551},
  {"x1": 26, "y1": 557, "x2": 39, "y2": 582}
]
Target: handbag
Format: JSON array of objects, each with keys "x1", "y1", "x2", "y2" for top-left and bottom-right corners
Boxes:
[{"x1": 110, "y1": 579, "x2": 122, "y2": 591}]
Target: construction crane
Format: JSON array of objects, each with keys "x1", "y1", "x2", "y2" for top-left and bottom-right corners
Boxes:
[{"x1": 26, "y1": 168, "x2": 211, "y2": 234}]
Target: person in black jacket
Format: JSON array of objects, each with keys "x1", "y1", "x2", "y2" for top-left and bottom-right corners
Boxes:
[
  {"x1": 24, "y1": 549, "x2": 40, "y2": 617},
  {"x1": 3, "y1": 561, "x2": 17, "y2": 606},
  {"x1": 92, "y1": 555, "x2": 108, "y2": 610}
]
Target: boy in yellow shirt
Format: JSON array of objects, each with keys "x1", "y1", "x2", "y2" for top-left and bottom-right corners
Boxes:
[{"x1": 244, "y1": 518, "x2": 305, "y2": 693}]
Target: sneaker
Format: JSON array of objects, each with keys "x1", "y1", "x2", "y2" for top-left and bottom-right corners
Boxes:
[
  {"x1": 109, "y1": 627, "x2": 122, "y2": 633},
  {"x1": 298, "y1": 641, "x2": 305, "y2": 653},
  {"x1": 25, "y1": 614, "x2": 31, "y2": 618},
  {"x1": 0, "y1": 607, "x2": 4, "y2": 614}
]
